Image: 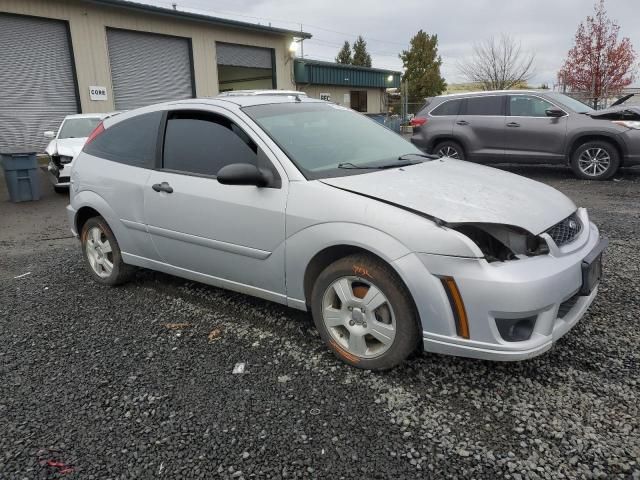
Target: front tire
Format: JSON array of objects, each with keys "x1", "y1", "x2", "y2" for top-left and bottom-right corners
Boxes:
[
  {"x1": 570, "y1": 141, "x2": 620, "y2": 180},
  {"x1": 81, "y1": 216, "x2": 134, "y2": 286},
  {"x1": 310, "y1": 254, "x2": 420, "y2": 370},
  {"x1": 433, "y1": 140, "x2": 464, "y2": 160}
]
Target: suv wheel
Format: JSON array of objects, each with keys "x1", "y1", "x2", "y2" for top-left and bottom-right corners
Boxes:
[
  {"x1": 433, "y1": 140, "x2": 464, "y2": 160},
  {"x1": 570, "y1": 141, "x2": 620, "y2": 180},
  {"x1": 310, "y1": 254, "x2": 420, "y2": 370},
  {"x1": 81, "y1": 216, "x2": 134, "y2": 286}
]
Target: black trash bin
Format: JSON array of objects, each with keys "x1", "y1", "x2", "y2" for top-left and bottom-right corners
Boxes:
[{"x1": 1, "y1": 148, "x2": 41, "y2": 202}]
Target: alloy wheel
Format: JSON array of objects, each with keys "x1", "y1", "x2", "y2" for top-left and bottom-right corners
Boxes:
[
  {"x1": 85, "y1": 226, "x2": 114, "y2": 278},
  {"x1": 437, "y1": 146, "x2": 460, "y2": 159},
  {"x1": 321, "y1": 276, "x2": 396, "y2": 358},
  {"x1": 578, "y1": 148, "x2": 611, "y2": 177}
]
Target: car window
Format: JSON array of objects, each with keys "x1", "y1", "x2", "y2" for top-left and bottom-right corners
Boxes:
[
  {"x1": 83, "y1": 112, "x2": 162, "y2": 167},
  {"x1": 509, "y1": 95, "x2": 556, "y2": 117},
  {"x1": 462, "y1": 96, "x2": 504, "y2": 116},
  {"x1": 59, "y1": 118, "x2": 102, "y2": 139},
  {"x1": 431, "y1": 99, "x2": 462, "y2": 116},
  {"x1": 163, "y1": 111, "x2": 258, "y2": 176}
]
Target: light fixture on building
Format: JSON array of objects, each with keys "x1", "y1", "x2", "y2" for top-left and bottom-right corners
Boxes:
[
  {"x1": 289, "y1": 40, "x2": 298, "y2": 55},
  {"x1": 387, "y1": 74, "x2": 394, "y2": 82}
]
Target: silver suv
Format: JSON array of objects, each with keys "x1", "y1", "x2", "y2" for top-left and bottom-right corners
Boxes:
[
  {"x1": 410, "y1": 90, "x2": 640, "y2": 180},
  {"x1": 67, "y1": 93, "x2": 606, "y2": 370}
]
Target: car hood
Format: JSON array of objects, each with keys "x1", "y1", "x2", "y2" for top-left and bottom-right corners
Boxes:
[
  {"x1": 320, "y1": 159, "x2": 576, "y2": 235},
  {"x1": 589, "y1": 105, "x2": 640, "y2": 119},
  {"x1": 45, "y1": 138, "x2": 86, "y2": 158}
]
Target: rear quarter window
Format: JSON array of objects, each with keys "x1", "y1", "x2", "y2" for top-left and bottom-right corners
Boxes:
[
  {"x1": 431, "y1": 99, "x2": 462, "y2": 116},
  {"x1": 83, "y1": 111, "x2": 162, "y2": 168}
]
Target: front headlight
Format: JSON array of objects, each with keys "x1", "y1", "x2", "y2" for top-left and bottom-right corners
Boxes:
[{"x1": 452, "y1": 223, "x2": 548, "y2": 262}]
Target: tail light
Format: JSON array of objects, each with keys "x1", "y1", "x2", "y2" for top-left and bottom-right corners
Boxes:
[
  {"x1": 410, "y1": 116, "x2": 427, "y2": 127},
  {"x1": 84, "y1": 121, "x2": 105, "y2": 146}
]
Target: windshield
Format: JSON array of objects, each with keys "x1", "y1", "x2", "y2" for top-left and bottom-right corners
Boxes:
[
  {"x1": 58, "y1": 118, "x2": 102, "y2": 139},
  {"x1": 545, "y1": 92, "x2": 594, "y2": 114},
  {"x1": 242, "y1": 102, "x2": 424, "y2": 179}
]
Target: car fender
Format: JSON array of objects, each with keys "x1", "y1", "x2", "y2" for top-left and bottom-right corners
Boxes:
[
  {"x1": 44, "y1": 140, "x2": 57, "y2": 157},
  {"x1": 564, "y1": 129, "x2": 627, "y2": 157},
  {"x1": 71, "y1": 189, "x2": 137, "y2": 254},
  {"x1": 285, "y1": 221, "x2": 413, "y2": 307}
]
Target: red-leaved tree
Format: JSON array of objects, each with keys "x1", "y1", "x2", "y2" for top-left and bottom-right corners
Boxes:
[{"x1": 558, "y1": 0, "x2": 637, "y2": 109}]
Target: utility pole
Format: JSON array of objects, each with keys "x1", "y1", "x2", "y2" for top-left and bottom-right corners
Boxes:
[{"x1": 300, "y1": 24, "x2": 304, "y2": 58}]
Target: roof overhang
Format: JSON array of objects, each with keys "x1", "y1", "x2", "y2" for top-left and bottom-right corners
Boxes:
[
  {"x1": 83, "y1": 0, "x2": 312, "y2": 38},
  {"x1": 294, "y1": 59, "x2": 401, "y2": 89}
]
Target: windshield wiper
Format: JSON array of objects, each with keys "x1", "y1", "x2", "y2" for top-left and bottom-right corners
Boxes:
[
  {"x1": 398, "y1": 152, "x2": 439, "y2": 160},
  {"x1": 338, "y1": 161, "x2": 420, "y2": 170}
]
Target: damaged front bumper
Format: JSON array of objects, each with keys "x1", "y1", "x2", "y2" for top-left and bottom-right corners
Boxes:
[{"x1": 396, "y1": 210, "x2": 607, "y2": 361}]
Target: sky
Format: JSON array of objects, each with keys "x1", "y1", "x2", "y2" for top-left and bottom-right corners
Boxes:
[{"x1": 139, "y1": 0, "x2": 639, "y2": 87}]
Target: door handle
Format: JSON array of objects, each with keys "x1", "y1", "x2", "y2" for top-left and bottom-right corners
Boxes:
[
  {"x1": 456, "y1": 120, "x2": 469, "y2": 126},
  {"x1": 506, "y1": 122, "x2": 521, "y2": 127},
  {"x1": 152, "y1": 182, "x2": 173, "y2": 194}
]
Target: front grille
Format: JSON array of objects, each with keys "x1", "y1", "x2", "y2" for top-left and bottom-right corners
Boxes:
[{"x1": 545, "y1": 213, "x2": 582, "y2": 246}]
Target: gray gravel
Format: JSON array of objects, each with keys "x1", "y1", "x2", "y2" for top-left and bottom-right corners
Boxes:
[{"x1": 1, "y1": 166, "x2": 639, "y2": 479}]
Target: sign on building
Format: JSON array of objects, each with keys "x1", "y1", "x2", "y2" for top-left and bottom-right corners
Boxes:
[
  {"x1": 89, "y1": 86, "x2": 108, "y2": 101},
  {"x1": 319, "y1": 93, "x2": 331, "y2": 101}
]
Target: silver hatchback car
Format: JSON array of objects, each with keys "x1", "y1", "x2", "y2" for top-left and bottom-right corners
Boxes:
[{"x1": 67, "y1": 93, "x2": 607, "y2": 370}]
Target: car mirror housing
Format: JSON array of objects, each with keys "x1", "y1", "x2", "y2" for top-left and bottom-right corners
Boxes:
[
  {"x1": 217, "y1": 163, "x2": 271, "y2": 187},
  {"x1": 545, "y1": 108, "x2": 565, "y2": 118},
  {"x1": 44, "y1": 131, "x2": 55, "y2": 139}
]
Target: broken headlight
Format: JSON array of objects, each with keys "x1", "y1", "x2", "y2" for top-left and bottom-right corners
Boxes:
[{"x1": 452, "y1": 224, "x2": 549, "y2": 262}]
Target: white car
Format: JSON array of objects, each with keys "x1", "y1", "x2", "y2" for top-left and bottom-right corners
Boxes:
[{"x1": 44, "y1": 113, "x2": 116, "y2": 192}]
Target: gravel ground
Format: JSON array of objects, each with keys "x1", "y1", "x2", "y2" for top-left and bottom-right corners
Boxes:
[{"x1": 1, "y1": 166, "x2": 639, "y2": 479}]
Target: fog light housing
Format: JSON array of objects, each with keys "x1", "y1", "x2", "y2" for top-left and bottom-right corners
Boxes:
[{"x1": 495, "y1": 316, "x2": 536, "y2": 342}]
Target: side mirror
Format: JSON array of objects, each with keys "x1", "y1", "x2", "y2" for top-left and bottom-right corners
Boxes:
[
  {"x1": 217, "y1": 163, "x2": 271, "y2": 187},
  {"x1": 545, "y1": 108, "x2": 565, "y2": 118},
  {"x1": 44, "y1": 131, "x2": 55, "y2": 139}
]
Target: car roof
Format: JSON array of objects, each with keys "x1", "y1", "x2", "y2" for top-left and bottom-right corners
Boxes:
[
  {"x1": 62, "y1": 112, "x2": 117, "y2": 120},
  {"x1": 171, "y1": 95, "x2": 325, "y2": 108},
  {"x1": 436, "y1": 90, "x2": 548, "y2": 99}
]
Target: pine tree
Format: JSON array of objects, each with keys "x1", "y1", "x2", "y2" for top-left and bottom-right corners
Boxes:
[
  {"x1": 400, "y1": 30, "x2": 446, "y2": 103},
  {"x1": 335, "y1": 41, "x2": 352, "y2": 64},
  {"x1": 352, "y1": 36, "x2": 372, "y2": 67}
]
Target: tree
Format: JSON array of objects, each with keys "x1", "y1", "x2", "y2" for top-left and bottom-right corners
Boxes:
[
  {"x1": 457, "y1": 34, "x2": 535, "y2": 90},
  {"x1": 400, "y1": 30, "x2": 446, "y2": 103},
  {"x1": 352, "y1": 36, "x2": 372, "y2": 67},
  {"x1": 335, "y1": 41, "x2": 352, "y2": 64},
  {"x1": 558, "y1": 0, "x2": 637, "y2": 109}
]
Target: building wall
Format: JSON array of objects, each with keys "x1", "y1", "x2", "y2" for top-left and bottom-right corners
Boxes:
[
  {"x1": 298, "y1": 85, "x2": 385, "y2": 113},
  {"x1": 1, "y1": 0, "x2": 295, "y2": 113}
]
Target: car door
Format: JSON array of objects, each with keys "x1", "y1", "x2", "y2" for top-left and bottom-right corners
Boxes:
[
  {"x1": 504, "y1": 94, "x2": 568, "y2": 162},
  {"x1": 143, "y1": 107, "x2": 288, "y2": 301},
  {"x1": 453, "y1": 95, "x2": 506, "y2": 163}
]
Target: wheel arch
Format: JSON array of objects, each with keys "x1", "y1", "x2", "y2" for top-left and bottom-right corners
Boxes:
[
  {"x1": 567, "y1": 133, "x2": 625, "y2": 164},
  {"x1": 429, "y1": 136, "x2": 467, "y2": 156}
]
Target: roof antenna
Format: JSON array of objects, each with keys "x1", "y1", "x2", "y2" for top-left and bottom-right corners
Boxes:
[
  {"x1": 295, "y1": 94, "x2": 302, "y2": 102},
  {"x1": 172, "y1": 3, "x2": 177, "y2": 10}
]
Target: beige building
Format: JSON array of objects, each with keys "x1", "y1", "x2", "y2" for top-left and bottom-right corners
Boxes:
[
  {"x1": 0, "y1": 0, "x2": 309, "y2": 150},
  {"x1": 0, "y1": 0, "x2": 400, "y2": 151}
]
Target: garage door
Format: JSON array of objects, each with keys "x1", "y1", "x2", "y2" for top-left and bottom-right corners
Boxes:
[
  {"x1": 0, "y1": 14, "x2": 79, "y2": 152},
  {"x1": 107, "y1": 29, "x2": 194, "y2": 111},
  {"x1": 216, "y1": 43, "x2": 275, "y2": 92}
]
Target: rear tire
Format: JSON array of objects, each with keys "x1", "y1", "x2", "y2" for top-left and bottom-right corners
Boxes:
[
  {"x1": 433, "y1": 140, "x2": 465, "y2": 160},
  {"x1": 81, "y1": 216, "x2": 134, "y2": 286},
  {"x1": 310, "y1": 254, "x2": 420, "y2": 370},
  {"x1": 570, "y1": 141, "x2": 620, "y2": 180}
]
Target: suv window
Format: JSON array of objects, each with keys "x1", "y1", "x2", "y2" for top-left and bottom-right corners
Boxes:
[
  {"x1": 83, "y1": 112, "x2": 162, "y2": 167},
  {"x1": 509, "y1": 95, "x2": 556, "y2": 117},
  {"x1": 163, "y1": 111, "x2": 258, "y2": 176},
  {"x1": 462, "y1": 95, "x2": 504, "y2": 116},
  {"x1": 431, "y1": 99, "x2": 462, "y2": 116}
]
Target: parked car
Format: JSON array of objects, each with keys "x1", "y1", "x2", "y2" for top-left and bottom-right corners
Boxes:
[
  {"x1": 67, "y1": 94, "x2": 607, "y2": 370},
  {"x1": 44, "y1": 113, "x2": 117, "y2": 192},
  {"x1": 410, "y1": 90, "x2": 640, "y2": 180}
]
